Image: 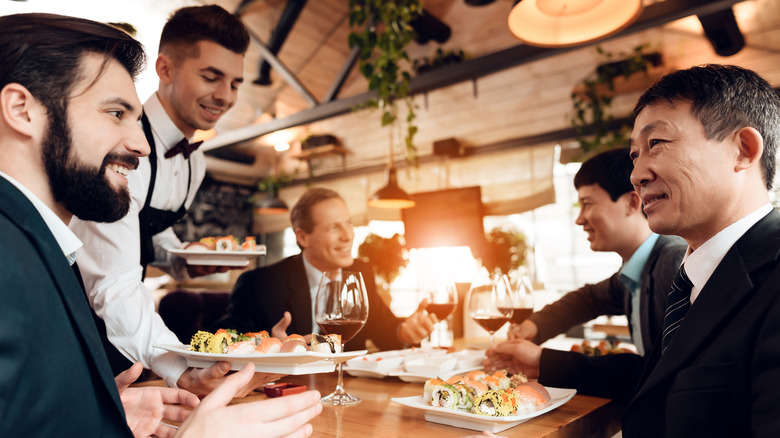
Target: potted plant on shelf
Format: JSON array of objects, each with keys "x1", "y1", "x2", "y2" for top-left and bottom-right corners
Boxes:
[
  {"x1": 348, "y1": 0, "x2": 422, "y2": 163},
  {"x1": 357, "y1": 233, "x2": 409, "y2": 305},
  {"x1": 471, "y1": 227, "x2": 528, "y2": 276},
  {"x1": 569, "y1": 45, "x2": 664, "y2": 161}
]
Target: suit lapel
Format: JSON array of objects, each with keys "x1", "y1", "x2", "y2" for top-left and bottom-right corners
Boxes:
[
  {"x1": 287, "y1": 255, "x2": 314, "y2": 333},
  {"x1": 634, "y1": 209, "x2": 780, "y2": 399},
  {"x1": 0, "y1": 178, "x2": 126, "y2": 419}
]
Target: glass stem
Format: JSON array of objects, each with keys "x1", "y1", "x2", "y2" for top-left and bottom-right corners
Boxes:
[{"x1": 334, "y1": 362, "x2": 346, "y2": 395}]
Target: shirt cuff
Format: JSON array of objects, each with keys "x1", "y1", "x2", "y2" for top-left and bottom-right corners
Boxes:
[{"x1": 153, "y1": 351, "x2": 189, "y2": 388}]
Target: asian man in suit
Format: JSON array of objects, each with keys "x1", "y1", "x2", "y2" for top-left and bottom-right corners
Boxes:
[
  {"x1": 484, "y1": 64, "x2": 780, "y2": 437},
  {"x1": 214, "y1": 187, "x2": 437, "y2": 350},
  {"x1": 511, "y1": 148, "x2": 686, "y2": 356},
  {"x1": 0, "y1": 13, "x2": 321, "y2": 437}
]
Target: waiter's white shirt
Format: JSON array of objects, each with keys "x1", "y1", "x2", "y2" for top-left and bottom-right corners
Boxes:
[
  {"x1": 683, "y1": 204, "x2": 773, "y2": 304},
  {"x1": 68, "y1": 93, "x2": 206, "y2": 387}
]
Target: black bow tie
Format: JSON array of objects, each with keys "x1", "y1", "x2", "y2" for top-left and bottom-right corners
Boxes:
[{"x1": 164, "y1": 138, "x2": 203, "y2": 159}]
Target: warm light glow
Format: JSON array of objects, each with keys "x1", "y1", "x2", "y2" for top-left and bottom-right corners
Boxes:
[
  {"x1": 508, "y1": 0, "x2": 644, "y2": 48},
  {"x1": 367, "y1": 198, "x2": 416, "y2": 209},
  {"x1": 274, "y1": 142, "x2": 290, "y2": 152},
  {"x1": 192, "y1": 129, "x2": 217, "y2": 143},
  {"x1": 261, "y1": 128, "x2": 302, "y2": 149}
]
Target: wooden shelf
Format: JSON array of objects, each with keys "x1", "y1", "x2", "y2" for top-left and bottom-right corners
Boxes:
[{"x1": 571, "y1": 65, "x2": 670, "y2": 101}]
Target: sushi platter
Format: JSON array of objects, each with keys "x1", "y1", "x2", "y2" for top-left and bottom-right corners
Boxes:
[
  {"x1": 155, "y1": 344, "x2": 366, "y2": 374},
  {"x1": 166, "y1": 247, "x2": 267, "y2": 267},
  {"x1": 392, "y1": 386, "x2": 576, "y2": 433}
]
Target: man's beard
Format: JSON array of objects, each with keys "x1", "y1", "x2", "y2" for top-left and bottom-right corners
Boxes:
[{"x1": 42, "y1": 109, "x2": 136, "y2": 223}]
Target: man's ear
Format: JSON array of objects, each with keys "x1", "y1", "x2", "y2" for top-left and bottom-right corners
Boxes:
[
  {"x1": 624, "y1": 191, "x2": 643, "y2": 216},
  {"x1": 294, "y1": 228, "x2": 309, "y2": 249},
  {"x1": 734, "y1": 126, "x2": 763, "y2": 173},
  {"x1": 0, "y1": 83, "x2": 42, "y2": 138},
  {"x1": 155, "y1": 53, "x2": 176, "y2": 85}
]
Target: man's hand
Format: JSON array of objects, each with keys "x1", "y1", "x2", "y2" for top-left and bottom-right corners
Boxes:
[
  {"x1": 116, "y1": 362, "x2": 200, "y2": 438},
  {"x1": 508, "y1": 319, "x2": 538, "y2": 340},
  {"x1": 272, "y1": 311, "x2": 292, "y2": 340},
  {"x1": 176, "y1": 362, "x2": 283, "y2": 397},
  {"x1": 483, "y1": 339, "x2": 542, "y2": 379},
  {"x1": 398, "y1": 298, "x2": 437, "y2": 345},
  {"x1": 177, "y1": 364, "x2": 323, "y2": 438}
]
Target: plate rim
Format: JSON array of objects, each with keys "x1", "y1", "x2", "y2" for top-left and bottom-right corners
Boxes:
[{"x1": 391, "y1": 386, "x2": 577, "y2": 423}]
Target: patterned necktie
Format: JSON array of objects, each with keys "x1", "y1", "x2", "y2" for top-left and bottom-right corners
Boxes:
[
  {"x1": 164, "y1": 138, "x2": 203, "y2": 159},
  {"x1": 662, "y1": 265, "x2": 693, "y2": 353}
]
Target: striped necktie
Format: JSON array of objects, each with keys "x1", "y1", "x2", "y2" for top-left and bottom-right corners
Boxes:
[{"x1": 662, "y1": 265, "x2": 693, "y2": 353}]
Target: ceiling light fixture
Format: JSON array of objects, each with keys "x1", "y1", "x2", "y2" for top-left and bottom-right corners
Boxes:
[
  {"x1": 368, "y1": 140, "x2": 415, "y2": 209},
  {"x1": 508, "y1": 0, "x2": 644, "y2": 48}
]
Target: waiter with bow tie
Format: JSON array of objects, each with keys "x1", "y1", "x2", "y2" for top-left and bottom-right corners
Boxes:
[{"x1": 69, "y1": 6, "x2": 280, "y2": 398}]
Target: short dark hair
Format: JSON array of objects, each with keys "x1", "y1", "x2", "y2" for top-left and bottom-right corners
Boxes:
[
  {"x1": 0, "y1": 13, "x2": 146, "y2": 120},
  {"x1": 159, "y1": 5, "x2": 250, "y2": 62},
  {"x1": 290, "y1": 188, "x2": 343, "y2": 234},
  {"x1": 574, "y1": 148, "x2": 633, "y2": 202},
  {"x1": 634, "y1": 64, "x2": 780, "y2": 190}
]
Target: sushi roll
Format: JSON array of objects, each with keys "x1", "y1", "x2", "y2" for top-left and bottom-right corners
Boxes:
[
  {"x1": 255, "y1": 337, "x2": 282, "y2": 354},
  {"x1": 462, "y1": 379, "x2": 488, "y2": 400},
  {"x1": 239, "y1": 331, "x2": 269, "y2": 345},
  {"x1": 208, "y1": 331, "x2": 233, "y2": 354},
  {"x1": 509, "y1": 373, "x2": 529, "y2": 388},
  {"x1": 452, "y1": 383, "x2": 475, "y2": 412},
  {"x1": 429, "y1": 381, "x2": 461, "y2": 410},
  {"x1": 423, "y1": 378, "x2": 444, "y2": 404},
  {"x1": 214, "y1": 328, "x2": 239, "y2": 344},
  {"x1": 227, "y1": 340, "x2": 256, "y2": 354},
  {"x1": 190, "y1": 330, "x2": 212, "y2": 352},
  {"x1": 491, "y1": 370, "x2": 511, "y2": 389},
  {"x1": 512, "y1": 382, "x2": 551, "y2": 412},
  {"x1": 281, "y1": 334, "x2": 308, "y2": 353},
  {"x1": 464, "y1": 370, "x2": 486, "y2": 382},
  {"x1": 310, "y1": 333, "x2": 342, "y2": 353},
  {"x1": 474, "y1": 390, "x2": 517, "y2": 417},
  {"x1": 445, "y1": 375, "x2": 464, "y2": 385},
  {"x1": 483, "y1": 375, "x2": 507, "y2": 391}
]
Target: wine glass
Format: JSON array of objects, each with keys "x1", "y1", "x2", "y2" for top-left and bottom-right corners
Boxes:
[
  {"x1": 467, "y1": 268, "x2": 513, "y2": 345},
  {"x1": 508, "y1": 274, "x2": 535, "y2": 328},
  {"x1": 315, "y1": 270, "x2": 369, "y2": 406},
  {"x1": 421, "y1": 277, "x2": 458, "y2": 347}
]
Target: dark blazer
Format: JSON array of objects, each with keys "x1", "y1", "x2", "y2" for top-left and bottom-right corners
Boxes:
[
  {"x1": 530, "y1": 235, "x2": 686, "y2": 350},
  {"x1": 0, "y1": 178, "x2": 131, "y2": 436},
  {"x1": 539, "y1": 209, "x2": 780, "y2": 437},
  {"x1": 213, "y1": 254, "x2": 406, "y2": 351}
]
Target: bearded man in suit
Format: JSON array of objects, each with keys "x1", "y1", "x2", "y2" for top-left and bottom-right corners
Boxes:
[
  {"x1": 215, "y1": 187, "x2": 436, "y2": 350},
  {"x1": 485, "y1": 64, "x2": 780, "y2": 438}
]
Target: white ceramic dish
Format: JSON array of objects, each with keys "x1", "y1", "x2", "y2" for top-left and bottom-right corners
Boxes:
[
  {"x1": 343, "y1": 348, "x2": 447, "y2": 379},
  {"x1": 166, "y1": 247, "x2": 267, "y2": 267},
  {"x1": 155, "y1": 344, "x2": 366, "y2": 374},
  {"x1": 391, "y1": 387, "x2": 577, "y2": 433},
  {"x1": 387, "y1": 365, "x2": 483, "y2": 383}
]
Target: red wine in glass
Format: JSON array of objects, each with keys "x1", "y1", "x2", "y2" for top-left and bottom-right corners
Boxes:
[
  {"x1": 426, "y1": 302, "x2": 456, "y2": 321},
  {"x1": 500, "y1": 307, "x2": 534, "y2": 324},
  {"x1": 472, "y1": 315, "x2": 510, "y2": 333},
  {"x1": 317, "y1": 319, "x2": 365, "y2": 343}
]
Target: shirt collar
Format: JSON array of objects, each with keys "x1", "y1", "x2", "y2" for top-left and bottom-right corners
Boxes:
[
  {"x1": 684, "y1": 203, "x2": 773, "y2": 303},
  {"x1": 619, "y1": 233, "x2": 660, "y2": 289},
  {"x1": 143, "y1": 93, "x2": 190, "y2": 151},
  {"x1": 0, "y1": 172, "x2": 82, "y2": 265},
  {"x1": 302, "y1": 254, "x2": 327, "y2": 291}
]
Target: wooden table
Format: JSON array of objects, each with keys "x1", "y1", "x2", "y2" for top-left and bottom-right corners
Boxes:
[{"x1": 229, "y1": 371, "x2": 621, "y2": 438}]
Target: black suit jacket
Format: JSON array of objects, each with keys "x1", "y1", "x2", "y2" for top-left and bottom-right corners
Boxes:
[
  {"x1": 0, "y1": 178, "x2": 131, "y2": 436},
  {"x1": 213, "y1": 254, "x2": 406, "y2": 351},
  {"x1": 539, "y1": 209, "x2": 780, "y2": 437},
  {"x1": 530, "y1": 235, "x2": 686, "y2": 350}
]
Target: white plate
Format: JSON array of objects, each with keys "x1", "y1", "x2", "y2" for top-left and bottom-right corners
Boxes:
[
  {"x1": 166, "y1": 247, "x2": 267, "y2": 267},
  {"x1": 392, "y1": 387, "x2": 577, "y2": 433},
  {"x1": 388, "y1": 365, "x2": 483, "y2": 383},
  {"x1": 155, "y1": 344, "x2": 366, "y2": 374}
]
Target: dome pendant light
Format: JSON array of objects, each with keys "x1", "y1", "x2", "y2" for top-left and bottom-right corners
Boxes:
[
  {"x1": 508, "y1": 0, "x2": 644, "y2": 48},
  {"x1": 368, "y1": 134, "x2": 415, "y2": 209}
]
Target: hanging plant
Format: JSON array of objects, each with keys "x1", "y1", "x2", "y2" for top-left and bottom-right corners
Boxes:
[
  {"x1": 357, "y1": 233, "x2": 409, "y2": 286},
  {"x1": 348, "y1": 0, "x2": 422, "y2": 163},
  {"x1": 570, "y1": 45, "x2": 663, "y2": 159},
  {"x1": 472, "y1": 228, "x2": 528, "y2": 275}
]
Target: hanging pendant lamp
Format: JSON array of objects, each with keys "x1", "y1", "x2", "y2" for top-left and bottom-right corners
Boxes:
[
  {"x1": 368, "y1": 135, "x2": 415, "y2": 209},
  {"x1": 508, "y1": 0, "x2": 644, "y2": 48}
]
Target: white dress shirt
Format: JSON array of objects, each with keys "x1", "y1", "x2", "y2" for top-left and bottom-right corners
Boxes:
[
  {"x1": 68, "y1": 93, "x2": 207, "y2": 387},
  {"x1": 683, "y1": 204, "x2": 773, "y2": 304}
]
